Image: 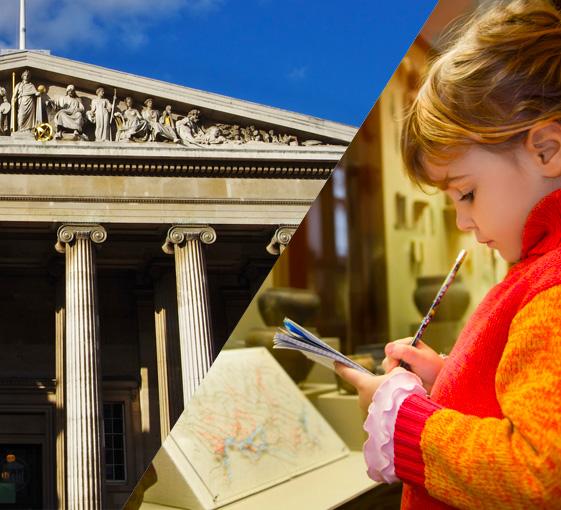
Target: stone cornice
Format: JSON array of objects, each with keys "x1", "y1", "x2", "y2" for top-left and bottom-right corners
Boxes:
[
  {"x1": 0, "y1": 195, "x2": 314, "y2": 206},
  {"x1": 0, "y1": 155, "x2": 334, "y2": 179},
  {"x1": 0, "y1": 138, "x2": 345, "y2": 160}
]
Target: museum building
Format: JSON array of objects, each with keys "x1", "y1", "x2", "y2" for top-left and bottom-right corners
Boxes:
[{"x1": 0, "y1": 49, "x2": 353, "y2": 509}]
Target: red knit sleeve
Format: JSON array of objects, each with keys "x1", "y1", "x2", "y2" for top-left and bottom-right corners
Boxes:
[
  {"x1": 396, "y1": 285, "x2": 561, "y2": 509},
  {"x1": 393, "y1": 393, "x2": 442, "y2": 486}
]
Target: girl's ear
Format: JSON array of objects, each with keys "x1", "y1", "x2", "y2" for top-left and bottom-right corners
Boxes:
[{"x1": 525, "y1": 121, "x2": 561, "y2": 177}]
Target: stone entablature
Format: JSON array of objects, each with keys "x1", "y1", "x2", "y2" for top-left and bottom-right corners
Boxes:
[{"x1": 0, "y1": 138, "x2": 345, "y2": 178}]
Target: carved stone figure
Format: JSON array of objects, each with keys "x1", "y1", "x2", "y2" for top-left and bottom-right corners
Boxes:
[
  {"x1": 0, "y1": 87, "x2": 11, "y2": 135},
  {"x1": 267, "y1": 129, "x2": 279, "y2": 143},
  {"x1": 160, "y1": 104, "x2": 175, "y2": 129},
  {"x1": 241, "y1": 125, "x2": 262, "y2": 143},
  {"x1": 114, "y1": 96, "x2": 150, "y2": 142},
  {"x1": 277, "y1": 132, "x2": 299, "y2": 146},
  {"x1": 13, "y1": 69, "x2": 41, "y2": 131},
  {"x1": 142, "y1": 98, "x2": 179, "y2": 143},
  {"x1": 216, "y1": 123, "x2": 242, "y2": 143},
  {"x1": 176, "y1": 109, "x2": 225, "y2": 145},
  {"x1": 86, "y1": 87, "x2": 112, "y2": 142},
  {"x1": 47, "y1": 85, "x2": 86, "y2": 140}
]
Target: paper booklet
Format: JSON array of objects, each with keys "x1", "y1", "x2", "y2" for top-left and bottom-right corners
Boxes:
[{"x1": 273, "y1": 318, "x2": 372, "y2": 374}]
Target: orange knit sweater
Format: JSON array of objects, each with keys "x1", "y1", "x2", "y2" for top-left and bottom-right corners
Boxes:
[{"x1": 394, "y1": 189, "x2": 561, "y2": 509}]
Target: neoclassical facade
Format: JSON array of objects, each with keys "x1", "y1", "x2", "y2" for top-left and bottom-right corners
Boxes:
[{"x1": 0, "y1": 50, "x2": 354, "y2": 509}]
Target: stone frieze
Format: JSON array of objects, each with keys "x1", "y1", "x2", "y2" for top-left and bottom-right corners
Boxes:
[{"x1": 1, "y1": 69, "x2": 330, "y2": 147}]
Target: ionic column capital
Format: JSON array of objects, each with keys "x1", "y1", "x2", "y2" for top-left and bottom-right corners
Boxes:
[
  {"x1": 55, "y1": 224, "x2": 107, "y2": 253},
  {"x1": 162, "y1": 225, "x2": 217, "y2": 255},
  {"x1": 266, "y1": 225, "x2": 298, "y2": 255}
]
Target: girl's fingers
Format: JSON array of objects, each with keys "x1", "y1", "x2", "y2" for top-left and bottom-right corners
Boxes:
[
  {"x1": 386, "y1": 342, "x2": 425, "y2": 369},
  {"x1": 383, "y1": 339, "x2": 415, "y2": 373},
  {"x1": 334, "y1": 362, "x2": 367, "y2": 388},
  {"x1": 382, "y1": 355, "x2": 399, "y2": 373},
  {"x1": 382, "y1": 339, "x2": 444, "y2": 391},
  {"x1": 335, "y1": 362, "x2": 360, "y2": 386}
]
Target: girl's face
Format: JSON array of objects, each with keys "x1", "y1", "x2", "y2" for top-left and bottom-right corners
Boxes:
[{"x1": 425, "y1": 144, "x2": 560, "y2": 263}]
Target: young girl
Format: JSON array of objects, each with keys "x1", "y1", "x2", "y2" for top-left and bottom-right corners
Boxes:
[{"x1": 336, "y1": 1, "x2": 561, "y2": 508}]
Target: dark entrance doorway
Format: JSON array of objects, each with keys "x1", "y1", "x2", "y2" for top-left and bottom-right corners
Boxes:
[{"x1": 0, "y1": 445, "x2": 42, "y2": 509}]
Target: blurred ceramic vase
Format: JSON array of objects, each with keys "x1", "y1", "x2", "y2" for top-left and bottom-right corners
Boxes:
[
  {"x1": 413, "y1": 275, "x2": 470, "y2": 322},
  {"x1": 257, "y1": 287, "x2": 320, "y2": 326}
]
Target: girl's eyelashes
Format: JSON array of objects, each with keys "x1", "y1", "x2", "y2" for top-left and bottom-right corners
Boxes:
[{"x1": 459, "y1": 191, "x2": 474, "y2": 202}]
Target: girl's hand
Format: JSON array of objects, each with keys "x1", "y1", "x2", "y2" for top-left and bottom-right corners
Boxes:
[
  {"x1": 334, "y1": 363, "x2": 406, "y2": 413},
  {"x1": 382, "y1": 338, "x2": 445, "y2": 393}
]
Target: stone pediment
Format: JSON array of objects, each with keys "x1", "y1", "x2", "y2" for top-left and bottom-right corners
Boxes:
[{"x1": 0, "y1": 51, "x2": 355, "y2": 153}]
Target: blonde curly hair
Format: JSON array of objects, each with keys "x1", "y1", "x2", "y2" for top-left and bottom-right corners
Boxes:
[{"x1": 401, "y1": 0, "x2": 561, "y2": 186}]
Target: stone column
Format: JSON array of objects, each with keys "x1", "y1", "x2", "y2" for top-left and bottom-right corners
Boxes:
[
  {"x1": 135, "y1": 288, "x2": 162, "y2": 463},
  {"x1": 55, "y1": 277, "x2": 66, "y2": 510},
  {"x1": 55, "y1": 224, "x2": 107, "y2": 510},
  {"x1": 162, "y1": 225, "x2": 216, "y2": 405},
  {"x1": 154, "y1": 272, "x2": 183, "y2": 440},
  {"x1": 266, "y1": 225, "x2": 297, "y2": 255}
]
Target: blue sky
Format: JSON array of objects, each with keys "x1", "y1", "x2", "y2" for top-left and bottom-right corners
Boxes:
[{"x1": 0, "y1": 0, "x2": 437, "y2": 127}]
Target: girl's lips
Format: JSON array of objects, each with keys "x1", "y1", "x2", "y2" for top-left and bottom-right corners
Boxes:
[{"x1": 477, "y1": 237, "x2": 494, "y2": 247}]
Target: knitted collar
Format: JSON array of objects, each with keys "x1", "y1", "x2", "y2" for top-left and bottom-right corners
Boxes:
[{"x1": 520, "y1": 188, "x2": 561, "y2": 260}]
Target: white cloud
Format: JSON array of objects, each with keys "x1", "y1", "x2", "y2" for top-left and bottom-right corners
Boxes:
[
  {"x1": 0, "y1": 0, "x2": 224, "y2": 51},
  {"x1": 184, "y1": 0, "x2": 224, "y2": 14},
  {"x1": 287, "y1": 66, "x2": 307, "y2": 82}
]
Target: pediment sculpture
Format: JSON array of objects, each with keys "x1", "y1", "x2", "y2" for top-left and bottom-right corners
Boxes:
[
  {"x1": 86, "y1": 87, "x2": 112, "y2": 142},
  {"x1": 13, "y1": 69, "x2": 42, "y2": 132},
  {"x1": 1, "y1": 69, "x2": 327, "y2": 147},
  {"x1": 113, "y1": 96, "x2": 151, "y2": 143},
  {"x1": 0, "y1": 87, "x2": 10, "y2": 135},
  {"x1": 47, "y1": 84, "x2": 87, "y2": 140}
]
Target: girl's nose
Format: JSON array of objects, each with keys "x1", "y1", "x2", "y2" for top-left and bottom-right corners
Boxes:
[{"x1": 455, "y1": 208, "x2": 475, "y2": 232}]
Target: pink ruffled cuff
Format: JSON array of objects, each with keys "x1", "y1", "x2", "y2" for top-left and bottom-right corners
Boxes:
[{"x1": 362, "y1": 369, "x2": 426, "y2": 483}]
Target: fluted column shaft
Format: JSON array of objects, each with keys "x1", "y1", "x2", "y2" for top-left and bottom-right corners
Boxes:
[
  {"x1": 56, "y1": 224, "x2": 107, "y2": 510},
  {"x1": 163, "y1": 225, "x2": 216, "y2": 405},
  {"x1": 154, "y1": 273, "x2": 183, "y2": 440},
  {"x1": 55, "y1": 277, "x2": 66, "y2": 510}
]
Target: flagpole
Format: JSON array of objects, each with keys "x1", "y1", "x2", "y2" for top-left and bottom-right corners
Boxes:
[{"x1": 19, "y1": 0, "x2": 26, "y2": 50}]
